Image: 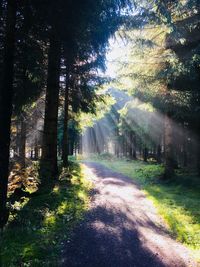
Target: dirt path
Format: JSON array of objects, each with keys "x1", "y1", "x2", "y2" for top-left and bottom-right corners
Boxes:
[{"x1": 61, "y1": 162, "x2": 197, "y2": 267}]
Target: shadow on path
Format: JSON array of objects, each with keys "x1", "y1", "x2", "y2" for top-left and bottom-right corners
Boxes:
[{"x1": 61, "y1": 162, "x2": 196, "y2": 267}]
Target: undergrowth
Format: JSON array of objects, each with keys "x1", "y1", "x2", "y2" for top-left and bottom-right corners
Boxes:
[{"x1": 1, "y1": 162, "x2": 91, "y2": 267}]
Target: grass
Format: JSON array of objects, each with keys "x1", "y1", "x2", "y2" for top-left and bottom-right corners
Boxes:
[
  {"x1": 78, "y1": 154, "x2": 200, "y2": 261},
  {"x1": 1, "y1": 162, "x2": 91, "y2": 267}
]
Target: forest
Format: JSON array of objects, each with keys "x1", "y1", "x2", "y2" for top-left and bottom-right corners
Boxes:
[{"x1": 0, "y1": 0, "x2": 200, "y2": 266}]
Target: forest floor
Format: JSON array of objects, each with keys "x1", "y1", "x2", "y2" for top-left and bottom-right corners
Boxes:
[
  {"x1": 61, "y1": 162, "x2": 198, "y2": 267},
  {"x1": 1, "y1": 162, "x2": 91, "y2": 266}
]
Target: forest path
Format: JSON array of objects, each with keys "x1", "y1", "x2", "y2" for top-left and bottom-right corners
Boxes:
[{"x1": 61, "y1": 162, "x2": 197, "y2": 267}]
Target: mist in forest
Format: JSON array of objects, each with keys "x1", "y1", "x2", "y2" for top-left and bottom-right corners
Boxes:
[{"x1": 82, "y1": 88, "x2": 198, "y2": 169}]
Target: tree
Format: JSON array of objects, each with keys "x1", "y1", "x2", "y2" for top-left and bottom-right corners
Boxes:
[
  {"x1": 58, "y1": 0, "x2": 132, "y2": 167},
  {"x1": 0, "y1": 0, "x2": 17, "y2": 228},
  {"x1": 41, "y1": 16, "x2": 61, "y2": 179}
]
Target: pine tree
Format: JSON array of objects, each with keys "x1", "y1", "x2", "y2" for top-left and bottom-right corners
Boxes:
[{"x1": 0, "y1": 0, "x2": 17, "y2": 228}]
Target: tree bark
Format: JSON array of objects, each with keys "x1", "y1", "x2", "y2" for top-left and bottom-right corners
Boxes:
[
  {"x1": 30, "y1": 150, "x2": 34, "y2": 160},
  {"x1": 0, "y1": 0, "x2": 16, "y2": 229},
  {"x1": 62, "y1": 81, "x2": 69, "y2": 167},
  {"x1": 182, "y1": 127, "x2": 188, "y2": 168},
  {"x1": 196, "y1": 126, "x2": 200, "y2": 175},
  {"x1": 19, "y1": 115, "x2": 26, "y2": 168},
  {"x1": 163, "y1": 113, "x2": 175, "y2": 178},
  {"x1": 41, "y1": 28, "x2": 61, "y2": 179},
  {"x1": 34, "y1": 138, "x2": 39, "y2": 160},
  {"x1": 133, "y1": 135, "x2": 137, "y2": 159},
  {"x1": 157, "y1": 144, "x2": 162, "y2": 164},
  {"x1": 130, "y1": 131, "x2": 136, "y2": 160},
  {"x1": 0, "y1": 0, "x2": 3, "y2": 18},
  {"x1": 143, "y1": 147, "x2": 148, "y2": 162}
]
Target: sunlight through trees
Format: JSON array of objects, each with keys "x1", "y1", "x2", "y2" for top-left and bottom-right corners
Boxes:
[{"x1": 0, "y1": 0, "x2": 200, "y2": 265}]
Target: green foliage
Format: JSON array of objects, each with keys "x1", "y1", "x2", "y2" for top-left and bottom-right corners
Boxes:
[{"x1": 1, "y1": 162, "x2": 91, "y2": 266}]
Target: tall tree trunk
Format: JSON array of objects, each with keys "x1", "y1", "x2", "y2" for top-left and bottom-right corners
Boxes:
[
  {"x1": 143, "y1": 147, "x2": 148, "y2": 162},
  {"x1": 197, "y1": 141, "x2": 200, "y2": 176},
  {"x1": 0, "y1": 0, "x2": 3, "y2": 18},
  {"x1": 79, "y1": 135, "x2": 83, "y2": 155},
  {"x1": 34, "y1": 137, "x2": 39, "y2": 160},
  {"x1": 30, "y1": 149, "x2": 34, "y2": 160},
  {"x1": 69, "y1": 141, "x2": 74, "y2": 156},
  {"x1": 157, "y1": 144, "x2": 162, "y2": 164},
  {"x1": 134, "y1": 135, "x2": 137, "y2": 159},
  {"x1": 128, "y1": 132, "x2": 132, "y2": 159},
  {"x1": 41, "y1": 29, "x2": 61, "y2": 179},
  {"x1": 62, "y1": 82, "x2": 69, "y2": 167},
  {"x1": 114, "y1": 127, "x2": 119, "y2": 157},
  {"x1": 182, "y1": 126, "x2": 188, "y2": 168},
  {"x1": 19, "y1": 115, "x2": 26, "y2": 168},
  {"x1": 130, "y1": 131, "x2": 136, "y2": 159},
  {"x1": 15, "y1": 121, "x2": 20, "y2": 157},
  {"x1": 163, "y1": 113, "x2": 175, "y2": 178},
  {"x1": 196, "y1": 126, "x2": 200, "y2": 175},
  {"x1": 0, "y1": 0, "x2": 16, "y2": 229}
]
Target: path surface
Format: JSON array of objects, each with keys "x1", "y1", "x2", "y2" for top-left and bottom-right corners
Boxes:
[{"x1": 61, "y1": 162, "x2": 197, "y2": 267}]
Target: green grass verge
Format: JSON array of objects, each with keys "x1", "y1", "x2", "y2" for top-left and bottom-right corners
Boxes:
[
  {"x1": 80, "y1": 155, "x2": 200, "y2": 261},
  {"x1": 1, "y1": 162, "x2": 91, "y2": 267}
]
